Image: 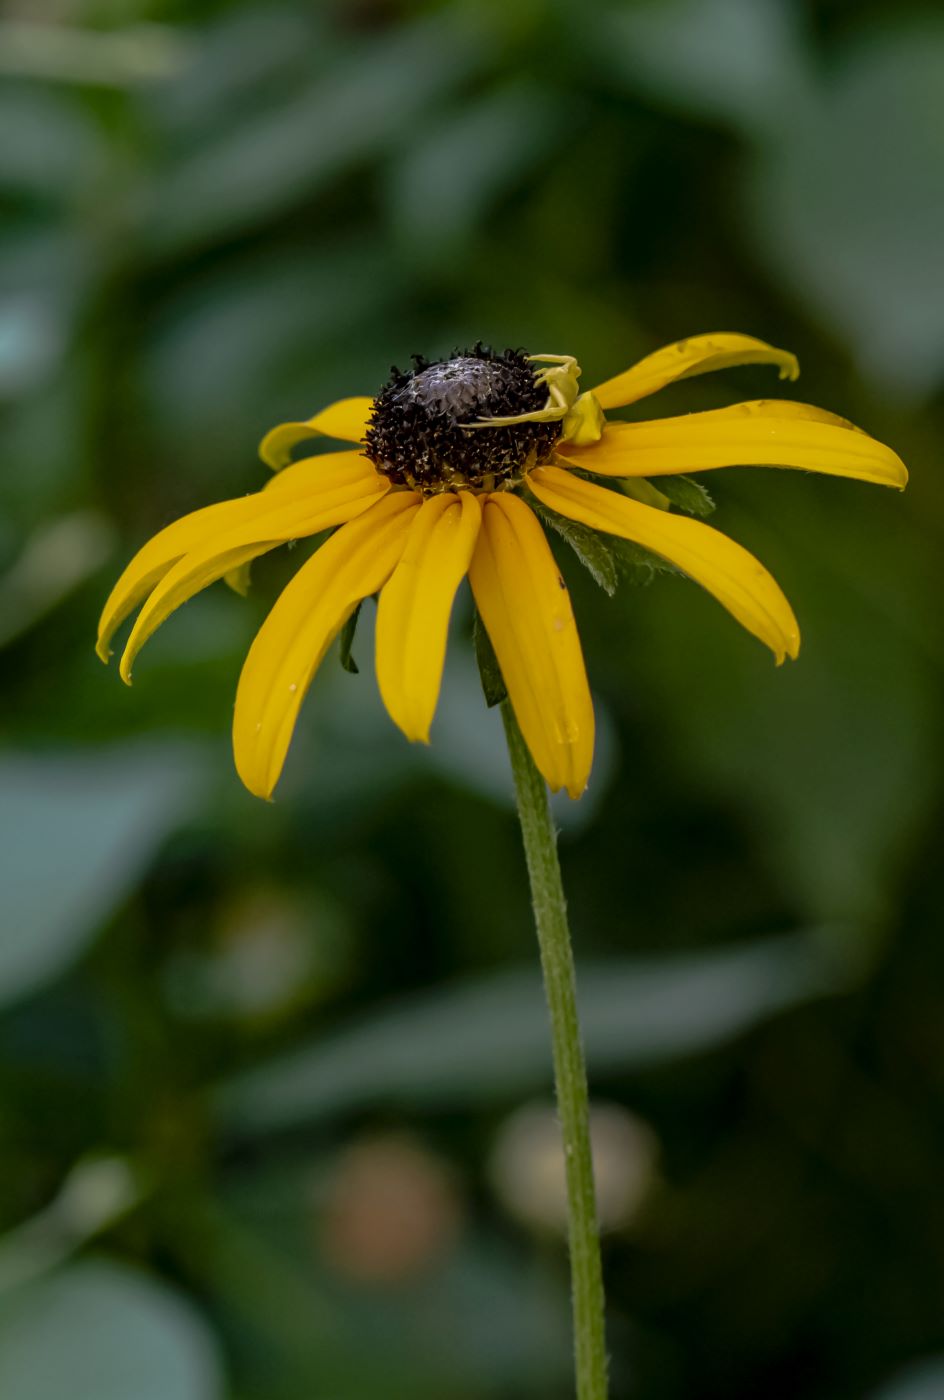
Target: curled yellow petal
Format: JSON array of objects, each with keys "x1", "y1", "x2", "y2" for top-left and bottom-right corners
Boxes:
[
  {"x1": 119, "y1": 455, "x2": 387, "y2": 683},
  {"x1": 558, "y1": 399, "x2": 908, "y2": 488},
  {"x1": 233, "y1": 491, "x2": 421, "y2": 800},
  {"x1": 468, "y1": 493, "x2": 594, "y2": 798},
  {"x1": 376, "y1": 491, "x2": 481, "y2": 743},
  {"x1": 259, "y1": 397, "x2": 374, "y2": 470},
  {"x1": 529, "y1": 466, "x2": 800, "y2": 664},
  {"x1": 590, "y1": 333, "x2": 799, "y2": 410},
  {"x1": 97, "y1": 494, "x2": 263, "y2": 663}
]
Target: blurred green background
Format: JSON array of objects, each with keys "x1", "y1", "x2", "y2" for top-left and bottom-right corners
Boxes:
[{"x1": 2, "y1": 0, "x2": 943, "y2": 1396}]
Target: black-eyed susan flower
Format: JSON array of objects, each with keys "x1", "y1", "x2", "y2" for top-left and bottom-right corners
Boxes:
[{"x1": 97, "y1": 333, "x2": 907, "y2": 801}]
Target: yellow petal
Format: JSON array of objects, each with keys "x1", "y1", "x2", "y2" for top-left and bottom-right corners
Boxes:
[
  {"x1": 97, "y1": 494, "x2": 263, "y2": 663},
  {"x1": 376, "y1": 491, "x2": 481, "y2": 743},
  {"x1": 119, "y1": 455, "x2": 387, "y2": 683},
  {"x1": 233, "y1": 491, "x2": 421, "y2": 800},
  {"x1": 468, "y1": 493, "x2": 594, "y2": 798},
  {"x1": 558, "y1": 399, "x2": 908, "y2": 488},
  {"x1": 590, "y1": 333, "x2": 799, "y2": 409},
  {"x1": 259, "y1": 397, "x2": 374, "y2": 470},
  {"x1": 529, "y1": 466, "x2": 800, "y2": 664}
]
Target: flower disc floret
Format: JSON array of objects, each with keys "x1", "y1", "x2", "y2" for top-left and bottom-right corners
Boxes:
[{"x1": 364, "y1": 344, "x2": 561, "y2": 493}]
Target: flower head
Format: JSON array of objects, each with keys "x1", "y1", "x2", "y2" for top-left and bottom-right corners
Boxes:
[{"x1": 98, "y1": 333, "x2": 907, "y2": 801}]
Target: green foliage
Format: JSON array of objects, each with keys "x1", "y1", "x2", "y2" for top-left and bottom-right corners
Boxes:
[
  {"x1": 654, "y1": 474, "x2": 717, "y2": 517},
  {"x1": 533, "y1": 496, "x2": 677, "y2": 593},
  {"x1": 337, "y1": 602, "x2": 361, "y2": 675},
  {"x1": 1, "y1": 2, "x2": 943, "y2": 1398}
]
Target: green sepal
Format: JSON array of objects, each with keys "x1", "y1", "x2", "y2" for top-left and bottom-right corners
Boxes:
[
  {"x1": 655, "y1": 474, "x2": 716, "y2": 517},
  {"x1": 531, "y1": 500, "x2": 619, "y2": 595},
  {"x1": 530, "y1": 496, "x2": 676, "y2": 593},
  {"x1": 473, "y1": 608, "x2": 507, "y2": 708},
  {"x1": 338, "y1": 602, "x2": 362, "y2": 674}
]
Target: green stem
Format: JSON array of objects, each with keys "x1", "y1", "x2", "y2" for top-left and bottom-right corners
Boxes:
[{"x1": 501, "y1": 701, "x2": 609, "y2": 1400}]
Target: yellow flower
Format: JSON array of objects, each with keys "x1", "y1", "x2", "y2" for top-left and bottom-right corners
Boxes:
[{"x1": 97, "y1": 333, "x2": 907, "y2": 801}]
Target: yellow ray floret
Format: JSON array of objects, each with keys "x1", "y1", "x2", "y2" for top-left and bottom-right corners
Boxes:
[
  {"x1": 97, "y1": 494, "x2": 264, "y2": 663},
  {"x1": 117, "y1": 454, "x2": 388, "y2": 683},
  {"x1": 469, "y1": 493, "x2": 594, "y2": 798},
  {"x1": 376, "y1": 491, "x2": 482, "y2": 744},
  {"x1": 529, "y1": 467, "x2": 800, "y2": 665},
  {"x1": 559, "y1": 400, "x2": 908, "y2": 488},
  {"x1": 590, "y1": 333, "x2": 800, "y2": 410},
  {"x1": 258, "y1": 397, "x2": 375, "y2": 471},
  {"x1": 233, "y1": 491, "x2": 420, "y2": 800}
]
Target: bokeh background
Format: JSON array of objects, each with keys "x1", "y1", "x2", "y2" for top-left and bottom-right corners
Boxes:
[{"x1": 2, "y1": 0, "x2": 943, "y2": 1396}]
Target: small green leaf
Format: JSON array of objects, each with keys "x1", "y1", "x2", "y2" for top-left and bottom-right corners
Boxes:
[
  {"x1": 473, "y1": 609, "x2": 507, "y2": 707},
  {"x1": 531, "y1": 501, "x2": 619, "y2": 595},
  {"x1": 656, "y1": 474, "x2": 716, "y2": 516},
  {"x1": 337, "y1": 603, "x2": 361, "y2": 674},
  {"x1": 532, "y1": 498, "x2": 675, "y2": 592}
]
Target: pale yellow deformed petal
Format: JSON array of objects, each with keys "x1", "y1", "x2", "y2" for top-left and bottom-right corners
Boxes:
[
  {"x1": 119, "y1": 454, "x2": 387, "y2": 683},
  {"x1": 468, "y1": 493, "x2": 594, "y2": 798},
  {"x1": 376, "y1": 491, "x2": 481, "y2": 743},
  {"x1": 590, "y1": 333, "x2": 799, "y2": 410},
  {"x1": 259, "y1": 397, "x2": 374, "y2": 470},
  {"x1": 558, "y1": 399, "x2": 908, "y2": 488},
  {"x1": 233, "y1": 491, "x2": 421, "y2": 800},
  {"x1": 529, "y1": 466, "x2": 800, "y2": 664}
]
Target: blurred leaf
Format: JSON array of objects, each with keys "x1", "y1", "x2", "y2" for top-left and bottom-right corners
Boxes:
[
  {"x1": 634, "y1": 483, "x2": 938, "y2": 926},
  {"x1": 218, "y1": 935, "x2": 846, "y2": 1135},
  {"x1": 0, "y1": 22, "x2": 189, "y2": 87},
  {"x1": 871, "y1": 1359, "x2": 944, "y2": 1400},
  {"x1": 593, "y1": 0, "x2": 808, "y2": 137},
  {"x1": 143, "y1": 242, "x2": 399, "y2": 466},
  {"x1": 145, "y1": 9, "x2": 491, "y2": 255},
  {"x1": 192, "y1": 1201, "x2": 568, "y2": 1398},
  {"x1": 749, "y1": 21, "x2": 944, "y2": 399},
  {"x1": 0, "y1": 90, "x2": 107, "y2": 199},
  {"x1": 0, "y1": 1260, "x2": 224, "y2": 1400},
  {"x1": 386, "y1": 80, "x2": 569, "y2": 256},
  {"x1": 0, "y1": 512, "x2": 114, "y2": 647},
  {"x1": 0, "y1": 1158, "x2": 144, "y2": 1297},
  {"x1": 154, "y1": 6, "x2": 329, "y2": 136},
  {"x1": 0, "y1": 744, "x2": 207, "y2": 1008}
]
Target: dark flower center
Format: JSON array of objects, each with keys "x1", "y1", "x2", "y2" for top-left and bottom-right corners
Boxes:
[{"x1": 364, "y1": 344, "x2": 561, "y2": 492}]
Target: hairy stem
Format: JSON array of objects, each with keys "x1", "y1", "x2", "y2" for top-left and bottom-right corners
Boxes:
[{"x1": 501, "y1": 701, "x2": 608, "y2": 1400}]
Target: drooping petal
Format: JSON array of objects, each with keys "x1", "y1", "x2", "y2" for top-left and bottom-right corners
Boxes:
[
  {"x1": 233, "y1": 491, "x2": 420, "y2": 799},
  {"x1": 558, "y1": 400, "x2": 908, "y2": 488},
  {"x1": 590, "y1": 333, "x2": 799, "y2": 409},
  {"x1": 376, "y1": 491, "x2": 482, "y2": 743},
  {"x1": 97, "y1": 495, "x2": 265, "y2": 663},
  {"x1": 97, "y1": 452, "x2": 379, "y2": 662},
  {"x1": 259, "y1": 397, "x2": 374, "y2": 470},
  {"x1": 119, "y1": 454, "x2": 388, "y2": 682},
  {"x1": 468, "y1": 493, "x2": 594, "y2": 798},
  {"x1": 529, "y1": 466, "x2": 800, "y2": 664}
]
